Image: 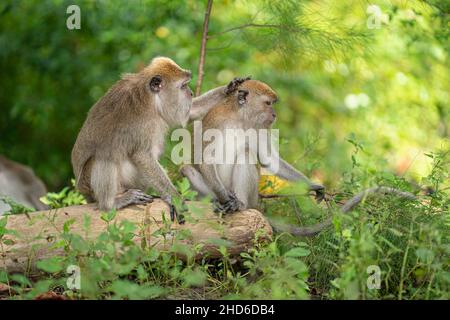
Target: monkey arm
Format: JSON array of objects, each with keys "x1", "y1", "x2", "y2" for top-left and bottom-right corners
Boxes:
[
  {"x1": 257, "y1": 133, "x2": 324, "y2": 195},
  {"x1": 131, "y1": 154, "x2": 180, "y2": 201},
  {"x1": 198, "y1": 164, "x2": 230, "y2": 202},
  {"x1": 262, "y1": 156, "x2": 325, "y2": 201},
  {"x1": 269, "y1": 157, "x2": 324, "y2": 190},
  {"x1": 198, "y1": 163, "x2": 244, "y2": 212},
  {"x1": 132, "y1": 155, "x2": 185, "y2": 223},
  {"x1": 190, "y1": 77, "x2": 252, "y2": 121},
  {"x1": 180, "y1": 165, "x2": 214, "y2": 198},
  {"x1": 190, "y1": 86, "x2": 227, "y2": 121}
]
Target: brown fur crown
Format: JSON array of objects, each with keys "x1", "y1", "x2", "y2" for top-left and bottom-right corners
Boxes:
[
  {"x1": 141, "y1": 57, "x2": 191, "y2": 80},
  {"x1": 239, "y1": 80, "x2": 278, "y2": 101}
]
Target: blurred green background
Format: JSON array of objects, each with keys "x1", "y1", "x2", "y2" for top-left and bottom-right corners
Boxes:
[{"x1": 0, "y1": 0, "x2": 448, "y2": 191}]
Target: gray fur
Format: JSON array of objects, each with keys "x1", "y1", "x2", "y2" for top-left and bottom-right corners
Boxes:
[{"x1": 0, "y1": 155, "x2": 48, "y2": 214}]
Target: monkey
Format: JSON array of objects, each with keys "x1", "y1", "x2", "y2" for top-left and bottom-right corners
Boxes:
[
  {"x1": 180, "y1": 79, "x2": 325, "y2": 213},
  {"x1": 180, "y1": 80, "x2": 418, "y2": 237},
  {"x1": 71, "y1": 56, "x2": 248, "y2": 221},
  {"x1": 0, "y1": 155, "x2": 49, "y2": 214}
]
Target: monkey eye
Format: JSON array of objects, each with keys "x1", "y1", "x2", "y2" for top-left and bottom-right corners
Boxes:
[
  {"x1": 181, "y1": 80, "x2": 190, "y2": 89},
  {"x1": 265, "y1": 101, "x2": 272, "y2": 106}
]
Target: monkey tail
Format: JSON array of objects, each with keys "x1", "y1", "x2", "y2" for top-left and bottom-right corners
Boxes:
[{"x1": 269, "y1": 186, "x2": 417, "y2": 237}]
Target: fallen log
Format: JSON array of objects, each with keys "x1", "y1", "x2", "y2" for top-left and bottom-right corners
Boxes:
[{"x1": 0, "y1": 200, "x2": 272, "y2": 274}]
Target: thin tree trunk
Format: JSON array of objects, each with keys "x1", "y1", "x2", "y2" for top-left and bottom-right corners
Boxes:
[{"x1": 195, "y1": 0, "x2": 213, "y2": 96}]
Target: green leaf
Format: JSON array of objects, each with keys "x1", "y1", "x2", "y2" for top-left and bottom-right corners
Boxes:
[
  {"x1": 2, "y1": 239, "x2": 14, "y2": 245},
  {"x1": 388, "y1": 228, "x2": 403, "y2": 237},
  {"x1": 0, "y1": 217, "x2": 8, "y2": 229},
  {"x1": 83, "y1": 214, "x2": 92, "y2": 232},
  {"x1": 36, "y1": 257, "x2": 64, "y2": 273},
  {"x1": 284, "y1": 247, "x2": 311, "y2": 258},
  {"x1": 63, "y1": 218, "x2": 76, "y2": 233},
  {"x1": 109, "y1": 280, "x2": 165, "y2": 299},
  {"x1": 136, "y1": 265, "x2": 147, "y2": 281},
  {"x1": 10, "y1": 274, "x2": 31, "y2": 287},
  {"x1": 101, "y1": 209, "x2": 117, "y2": 222},
  {"x1": 171, "y1": 242, "x2": 194, "y2": 258},
  {"x1": 177, "y1": 177, "x2": 191, "y2": 194},
  {"x1": 416, "y1": 248, "x2": 435, "y2": 264},
  {"x1": 183, "y1": 268, "x2": 207, "y2": 287},
  {"x1": 69, "y1": 234, "x2": 89, "y2": 253},
  {"x1": 0, "y1": 270, "x2": 8, "y2": 283},
  {"x1": 119, "y1": 220, "x2": 137, "y2": 234}
]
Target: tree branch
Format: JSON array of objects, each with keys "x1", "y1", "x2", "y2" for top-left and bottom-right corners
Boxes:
[
  {"x1": 195, "y1": 0, "x2": 213, "y2": 97},
  {"x1": 207, "y1": 23, "x2": 282, "y2": 39}
]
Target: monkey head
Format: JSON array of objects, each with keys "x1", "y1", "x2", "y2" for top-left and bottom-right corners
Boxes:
[
  {"x1": 143, "y1": 57, "x2": 193, "y2": 127},
  {"x1": 235, "y1": 80, "x2": 278, "y2": 128}
]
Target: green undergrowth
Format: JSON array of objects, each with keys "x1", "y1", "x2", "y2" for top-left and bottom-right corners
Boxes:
[{"x1": 0, "y1": 151, "x2": 448, "y2": 300}]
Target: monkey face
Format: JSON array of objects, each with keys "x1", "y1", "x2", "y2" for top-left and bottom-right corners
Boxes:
[
  {"x1": 146, "y1": 57, "x2": 193, "y2": 127},
  {"x1": 239, "y1": 91, "x2": 278, "y2": 128},
  {"x1": 257, "y1": 98, "x2": 277, "y2": 127},
  {"x1": 235, "y1": 80, "x2": 278, "y2": 128},
  {"x1": 166, "y1": 75, "x2": 193, "y2": 127}
]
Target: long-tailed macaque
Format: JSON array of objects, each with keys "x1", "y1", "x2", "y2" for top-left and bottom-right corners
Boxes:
[
  {"x1": 181, "y1": 80, "x2": 325, "y2": 213},
  {"x1": 72, "y1": 56, "x2": 246, "y2": 221},
  {"x1": 182, "y1": 80, "x2": 417, "y2": 237},
  {"x1": 0, "y1": 155, "x2": 48, "y2": 214}
]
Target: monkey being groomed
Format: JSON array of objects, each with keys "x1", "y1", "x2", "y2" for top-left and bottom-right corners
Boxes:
[
  {"x1": 72, "y1": 56, "x2": 248, "y2": 222},
  {"x1": 181, "y1": 79, "x2": 418, "y2": 236},
  {"x1": 181, "y1": 79, "x2": 325, "y2": 213}
]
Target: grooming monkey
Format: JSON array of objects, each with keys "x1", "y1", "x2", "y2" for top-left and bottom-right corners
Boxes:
[
  {"x1": 0, "y1": 155, "x2": 48, "y2": 214},
  {"x1": 72, "y1": 56, "x2": 246, "y2": 220},
  {"x1": 181, "y1": 79, "x2": 325, "y2": 213}
]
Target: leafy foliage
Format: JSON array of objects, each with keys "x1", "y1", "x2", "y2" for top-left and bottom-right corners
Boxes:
[
  {"x1": 0, "y1": 196, "x2": 34, "y2": 215},
  {"x1": 40, "y1": 179, "x2": 86, "y2": 208}
]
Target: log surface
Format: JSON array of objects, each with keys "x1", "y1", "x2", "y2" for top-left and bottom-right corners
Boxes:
[{"x1": 0, "y1": 200, "x2": 272, "y2": 274}]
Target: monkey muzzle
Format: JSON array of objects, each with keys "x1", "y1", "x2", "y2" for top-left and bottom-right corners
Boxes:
[{"x1": 266, "y1": 111, "x2": 277, "y2": 125}]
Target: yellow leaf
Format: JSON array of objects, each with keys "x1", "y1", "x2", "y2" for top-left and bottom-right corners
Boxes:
[{"x1": 259, "y1": 174, "x2": 290, "y2": 194}]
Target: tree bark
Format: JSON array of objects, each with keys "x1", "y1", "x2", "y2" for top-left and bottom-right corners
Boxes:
[
  {"x1": 0, "y1": 200, "x2": 272, "y2": 274},
  {"x1": 194, "y1": 0, "x2": 213, "y2": 96}
]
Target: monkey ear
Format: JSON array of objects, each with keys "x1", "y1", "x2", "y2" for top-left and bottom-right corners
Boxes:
[
  {"x1": 237, "y1": 89, "x2": 249, "y2": 106},
  {"x1": 149, "y1": 75, "x2": 163, "y2": 93}
]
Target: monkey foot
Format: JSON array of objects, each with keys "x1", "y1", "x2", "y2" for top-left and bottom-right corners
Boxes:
[
  {"x1": 310, "y1": 184, "x2": 326, "y2": 203},
  {"x1": 213, "y1": 193, "x2": 244, "y2": 214},
  {"x1": 115, "y1": 189, "x2": 154, "y2": 209}
]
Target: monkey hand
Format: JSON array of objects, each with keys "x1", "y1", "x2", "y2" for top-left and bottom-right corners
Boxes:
[
  {"x1": 213, "y1": 192, "x2": 245, "y2": 214},
  {"x1": 310, "y1": 184, "x2": 325, "y2": 202},
  {"x1": 224, "y1": 76, "x2": 252, "y2": 95}
]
